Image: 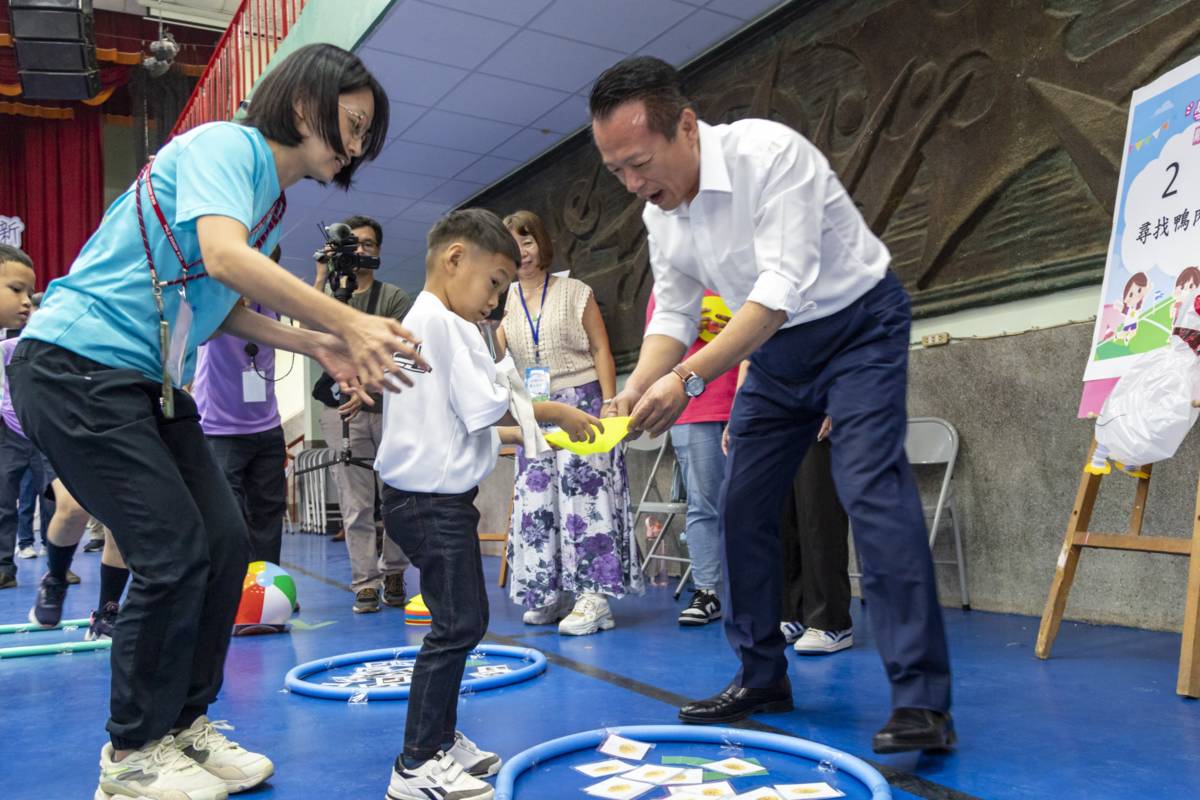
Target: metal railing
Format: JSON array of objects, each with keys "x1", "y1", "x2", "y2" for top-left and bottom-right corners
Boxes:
[{"x1": 171, "y1": 0, "x2": 307, "y2": 136}]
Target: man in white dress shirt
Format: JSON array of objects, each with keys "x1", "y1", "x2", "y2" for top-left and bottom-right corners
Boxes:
[{"x1": 590, "y1": 56, "x2": 954, "y2": 753}]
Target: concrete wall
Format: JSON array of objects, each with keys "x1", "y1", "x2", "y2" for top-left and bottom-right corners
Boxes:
[{"x1": 908, "y1": 321, "x2": 1195, "y2": 632}]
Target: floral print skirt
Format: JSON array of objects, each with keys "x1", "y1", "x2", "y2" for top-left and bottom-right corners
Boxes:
[{"x1": 507, "y1": 380, "x2": 643, "y2": 610}]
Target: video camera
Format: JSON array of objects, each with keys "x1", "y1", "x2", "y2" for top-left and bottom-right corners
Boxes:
[{"x1": 313, "y1": 222, "x2": 380, "y2": 302}]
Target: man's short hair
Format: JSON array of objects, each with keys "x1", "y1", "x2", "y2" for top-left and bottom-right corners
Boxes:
[
  {"x1": 426, "y1": 209, "x2": 520, "y2": 268},
  {"x1": 342, "y1": 215, "x2": 383, "y2": 247},
  {"x1": 240, "y1": 43, "x2": 389, "y2": 190},
  {"x1": 0, "y1": 244, "x2": 33, "y2": 270},
  {"x1": 589, "y1": 55, "x2": 692, "y2": 141},
  {"x1": 503, "y1": 210, "x2": 554, "y2": 271}
]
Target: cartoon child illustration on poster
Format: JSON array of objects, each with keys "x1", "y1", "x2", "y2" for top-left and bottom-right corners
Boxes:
[
  {"x1": 1173, "y1": 266, "x2": 1200, "y2": 324},
  {"x1": 1114, "y1": 272, "x2": 1149, "y2": 345}
]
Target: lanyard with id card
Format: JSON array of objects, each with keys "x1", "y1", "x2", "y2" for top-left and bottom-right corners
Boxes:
[
  {"x1": 135, "y1": 158, "x2": 285, "y2": 416},
  {"x1": 518, "y1": 273, "x2": 551, "y2": 402}
]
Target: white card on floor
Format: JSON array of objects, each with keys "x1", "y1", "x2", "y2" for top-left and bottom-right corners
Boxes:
[
  {"x1": 664, "y1": 768, "x2": 703, "y2": 785},
  {"x1": 242, "y1": 369, "x2": 266, "y2": 402},
  {"x1": 584, "y1": 775, "x2": 655, "y2": 799},
  {"x1": 773, "y1": 783, "x2": 845, "y2": 799},
  {"x1": 471, "y1": 664, "x2": 512, "y2": 677},
  {"x1": 669, "y1": 781, "x2": 736, "y2": 797},
  {"x1": 702, "y1": 757, "x2": 763, "y2": 777},
  {"x1": 734, "y1": 789, "x2": 782, "y2": 800},
  {"x1": 573, "y1": 759, "x2": 636, "y2": 778},
  {"x1": 598, "y1": 734, "x2": 653, "y2": 761},
  {"x1": 621, "y1": 764, "x2": 684, "y2": 785}
]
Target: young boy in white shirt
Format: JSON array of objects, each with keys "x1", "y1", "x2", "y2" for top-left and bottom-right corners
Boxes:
[{"x1": 378, "y1": 209, "x2": 601, "y2": 800}]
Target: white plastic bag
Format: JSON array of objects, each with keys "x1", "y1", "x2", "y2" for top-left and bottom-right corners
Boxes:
[{"x1": 1095, "y1": 339, "x2": 1200, "y2": 466}]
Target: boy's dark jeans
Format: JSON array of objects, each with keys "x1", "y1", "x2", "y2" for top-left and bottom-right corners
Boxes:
[{"x1": 382, "y1": 484, "x2": 487, "y2": 763}]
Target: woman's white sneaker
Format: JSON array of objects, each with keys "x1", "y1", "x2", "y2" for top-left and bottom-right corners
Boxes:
[
  {"x1": 793, "y1": 627, "x2": 854, "y2": 655},
  {"x1": 386, "y1": 752, "x2": 494, "y2": 800},
  {"x1": 521, "y1": 596, "x2": 573, "y2": 625},
  {"x1": 447, "y1": 731, "x2": 502, "y2": 777},
  {"x1": 173, "y1": 716, "x2": 274, "y2": 793},
  {"x1": 558, "y1": 593, "x2": 614, "y2": 636},
  {"x1": 95, "y1": 735, "x2": 228, "y2": 800}
]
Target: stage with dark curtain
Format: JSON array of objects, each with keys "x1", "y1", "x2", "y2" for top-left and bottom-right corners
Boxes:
[{"x1": 0, "y1": 1, "x2": 216, "y2": 286}]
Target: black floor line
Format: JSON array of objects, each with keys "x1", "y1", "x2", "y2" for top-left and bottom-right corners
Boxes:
[
  {"x1": 487, "y1": 630, "x2": 979, "y2": 800},
  {"x1": 279, "y1": 561, "x2": 976, "y2": 800}
]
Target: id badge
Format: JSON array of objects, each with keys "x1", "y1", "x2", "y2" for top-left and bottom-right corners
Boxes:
[
  {"x1": 166, "y1": 290, "x2": 193, "y2": 387},
  {"x1": 525, "y1": 365, "x2": 551, "y2": 402},
  {"x1": 242, "y1": 368, "x2": 267, "y2": 403}
]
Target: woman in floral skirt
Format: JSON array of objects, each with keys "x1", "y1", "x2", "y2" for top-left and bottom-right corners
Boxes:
[{"x1": 497, "y1": 209, "x2": 641, "y2": 635}]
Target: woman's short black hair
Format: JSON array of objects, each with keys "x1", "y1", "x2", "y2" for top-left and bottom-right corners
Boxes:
[
  {"x1": 589, "y1": 55, "x2": 691, "y2": 141},
  {"x1": 241, "y1": 43, "x2": 389, "y2": 190}
]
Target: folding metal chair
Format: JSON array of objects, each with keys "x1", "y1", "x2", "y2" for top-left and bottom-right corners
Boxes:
[
  {"x1": 907, "y1": 417, "x2": 970, "y2": 609},
  {"x1": 630, "y1": 433, "x2": 692, "y2": 599}
]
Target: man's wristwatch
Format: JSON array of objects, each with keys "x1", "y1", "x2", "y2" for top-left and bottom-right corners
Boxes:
[{"x1": 671, "y1": 365, "x2": 706, "y2": 398}]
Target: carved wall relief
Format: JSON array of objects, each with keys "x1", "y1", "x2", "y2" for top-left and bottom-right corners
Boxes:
[{"x1": 473, "y1": 0, "x2": 1200, "y2": 368}]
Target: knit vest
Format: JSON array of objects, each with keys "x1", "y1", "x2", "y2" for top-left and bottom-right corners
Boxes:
[{"x1": 502, "y1": 276, "x2": 599, "y2": 392}]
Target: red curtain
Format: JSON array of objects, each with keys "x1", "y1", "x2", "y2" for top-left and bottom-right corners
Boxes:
[{"x1": 0, "y1": 108, "x2": 104, "y2": 287}]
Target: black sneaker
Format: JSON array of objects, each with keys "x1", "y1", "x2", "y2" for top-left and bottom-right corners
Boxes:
[
  {"x1": 29, "y1": 573, "x2": 69, "y2": 627},
  {"x1": 353, "y1": 587, "x2": 381, "y2": 614},
  {"x1": 85, "y1": 601, "x2": 119, "y2": 641},
  {"x1": 66, "y1": 569, "x2": 81, "y2": 585},
  {"x1": 678, "y1": 589, "x2": 722, "y2": 626},
  {"x1": 82, "y1": 538, "x2": 104, "y2": 553},
  {"x1": 0, "y1": 573, "x2": 16, "y2": 589},
  {"x1": 383, "y1": 572, "x2": 406, "y2": 607}
]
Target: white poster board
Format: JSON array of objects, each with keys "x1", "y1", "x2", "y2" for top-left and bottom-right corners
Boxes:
[{"x1": 1084, "y1": 54, "x2": 1200, "y2": 383}]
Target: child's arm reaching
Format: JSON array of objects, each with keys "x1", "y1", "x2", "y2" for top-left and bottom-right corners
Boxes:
[{"x1": 494, "y1": 402, "x2": 604, "y2": 443}]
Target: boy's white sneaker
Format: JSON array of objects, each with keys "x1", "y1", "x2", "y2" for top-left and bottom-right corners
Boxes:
[
  {"x1": 95, "y1": 735, "x2": 228, "y2": 800},
  {"x1": 447, "y1": 731, "x2": 501, "y2": 777},
  {"x1": 173, "y1": 716, "x2": 274, "y2": 793},
  {"x1": 386, "y1": 752, "x2": 494, "y2": 800},
  {"x1": 558, "y1": 593, "x2": 614, "y2": 636}
]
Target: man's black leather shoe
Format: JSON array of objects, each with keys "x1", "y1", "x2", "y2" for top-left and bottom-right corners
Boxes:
[
  {"x1": 678, "y1": 678, "x2": 794, "y2": 724},
  {"x1": 872, "y1": 707, "x2": 956, "y2": 753}
]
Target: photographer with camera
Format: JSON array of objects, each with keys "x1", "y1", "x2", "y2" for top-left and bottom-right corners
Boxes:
[{"x1": 313, "y1": 214, "x2": 415, "y2": 614}]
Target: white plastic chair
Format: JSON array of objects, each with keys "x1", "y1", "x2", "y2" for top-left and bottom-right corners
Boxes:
[
  {"x1": 906, "y1": 417, "x2": 970, "y2": 609},
  {"x1": 629, "y1": 432, "x2": 692, "y2": 598}
]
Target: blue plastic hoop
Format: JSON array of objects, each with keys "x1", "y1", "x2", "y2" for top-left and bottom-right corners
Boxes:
[
  {"x1": 284, "y1": 644, "x2": 546, "y2": 700},
  {"x1": 494, "y1": 724, "x2": 891, "y2": 800}
]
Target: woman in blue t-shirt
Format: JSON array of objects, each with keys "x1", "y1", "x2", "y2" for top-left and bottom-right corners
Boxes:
[{"x1": 8, "y1": 44, "x2": 426, "y2": 800}]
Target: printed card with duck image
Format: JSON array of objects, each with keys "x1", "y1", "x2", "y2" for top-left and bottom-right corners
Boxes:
[
  {"x1": 733, "y1": 789, "x2": 783, "y2": 800},
  {"x1": 573, "y1": 759, "x2": 637, "y2": 779},
  {"x1": 584, "y1": 775, "x2": 655, "y2": 800},
  {"x1": 663, "y1": 768, "x2": 704, "y2": 785},
  {"x1": 773, "y1": 783, "x2": 845, "y2": 799},
  {"x1": 701, "y1": 757, "x2": 764, "y2": 777},
  {"x1": 668, "y1": 781, "x2": 736, "y2": 797},
  {"x1": 598, "y1": 733, "x2": 653, "y2": 761},
  {"x1": 621, "y1": 764, "x2": 684, "y2": 785}
]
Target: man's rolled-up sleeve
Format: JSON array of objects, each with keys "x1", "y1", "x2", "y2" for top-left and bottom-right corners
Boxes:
[{"x1": 745, "y1": 141, "x2": 825, "y2": 321}]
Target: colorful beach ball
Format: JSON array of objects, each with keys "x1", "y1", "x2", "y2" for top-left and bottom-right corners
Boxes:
[{"x1": 234, "y1": 561, "x2": 298, "y2": 632}]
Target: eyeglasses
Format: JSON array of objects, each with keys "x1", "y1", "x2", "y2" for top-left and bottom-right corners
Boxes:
[{"x1": 338, "y1": 103, "x2": 372, "y2": 147}]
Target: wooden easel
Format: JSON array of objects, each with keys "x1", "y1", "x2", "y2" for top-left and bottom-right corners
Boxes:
[{"x1": 1036, "y1": 440, "x2": 1200, "y2": 697}]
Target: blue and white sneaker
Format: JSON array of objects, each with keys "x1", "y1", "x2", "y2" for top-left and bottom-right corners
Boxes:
[
  {"x1": 386, "y1": 752, "x2": 493, "y2": 800},
  {"x1": 793, "y1": 627, "x2": 853, "y2": 655},
  {"x1": 780, "y1": 620, "x2": 806, "y2": 644}
]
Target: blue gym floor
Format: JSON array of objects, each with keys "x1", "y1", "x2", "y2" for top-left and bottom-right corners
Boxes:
[{"x1": 3, "y1": 532, "x2": 1199, "y2": 799}]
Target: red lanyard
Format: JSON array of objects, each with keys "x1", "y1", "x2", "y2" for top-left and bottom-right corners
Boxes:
[{"x1": 134, "y1": 159, "x2": 286, "y2": 306}]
